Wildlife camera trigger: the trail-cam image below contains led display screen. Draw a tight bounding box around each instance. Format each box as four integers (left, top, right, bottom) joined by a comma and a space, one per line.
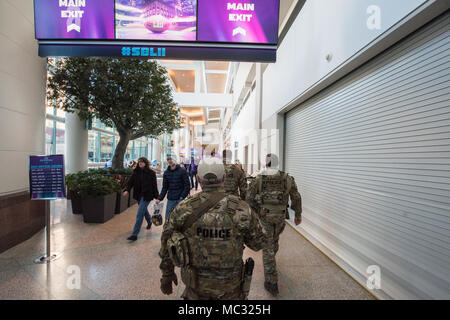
197, 0, 279, 44
34, 0, 115, 39
34, 0, 280, 45
115, 0, 197, 41
39, 43, 277, 62
29, 155, 66, 200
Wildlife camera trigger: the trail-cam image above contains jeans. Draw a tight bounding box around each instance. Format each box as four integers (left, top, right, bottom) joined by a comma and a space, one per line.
165, 199, 182, 220
132, 196, 151, 236
189, 172, 198, 190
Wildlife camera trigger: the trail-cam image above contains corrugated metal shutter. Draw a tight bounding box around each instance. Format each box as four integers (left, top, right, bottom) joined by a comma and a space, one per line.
285, 12, 450, 299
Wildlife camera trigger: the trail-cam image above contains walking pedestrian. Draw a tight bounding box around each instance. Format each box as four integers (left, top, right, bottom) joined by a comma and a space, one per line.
123, 157, 159, 241
155, 154, 190, 220
188, 156, 199, 191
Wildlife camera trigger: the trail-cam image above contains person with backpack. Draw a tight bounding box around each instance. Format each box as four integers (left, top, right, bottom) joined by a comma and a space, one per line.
222, 150, 247, 200
159, 157, 268, 300
246, 153, 302, 296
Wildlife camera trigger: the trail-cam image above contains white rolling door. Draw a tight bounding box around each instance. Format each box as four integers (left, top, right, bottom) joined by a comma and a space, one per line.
285, 12, 450, 299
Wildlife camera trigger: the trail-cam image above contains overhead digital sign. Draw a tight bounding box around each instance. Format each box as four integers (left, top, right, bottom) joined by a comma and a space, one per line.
34, 0, 115, 39
197, 0, 279, 44
39, 44, 277, 62
115, 0, 197, 41
34, 0, 280, 62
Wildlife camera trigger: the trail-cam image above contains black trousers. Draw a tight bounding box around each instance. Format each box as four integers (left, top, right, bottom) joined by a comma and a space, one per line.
189, 171, 198, 190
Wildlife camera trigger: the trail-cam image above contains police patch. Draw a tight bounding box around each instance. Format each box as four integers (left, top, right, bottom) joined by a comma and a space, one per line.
197, 227, 231, 240
263, 180, 282, 186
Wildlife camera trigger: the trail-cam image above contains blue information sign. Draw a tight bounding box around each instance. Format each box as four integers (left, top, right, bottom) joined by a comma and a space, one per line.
29, 155, 66, 200
38, 44, 277, 62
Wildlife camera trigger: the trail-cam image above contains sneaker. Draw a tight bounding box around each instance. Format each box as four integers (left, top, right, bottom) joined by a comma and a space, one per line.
127, 235, 137, 241
264, 281, 279, 296
146, 224, 152, 230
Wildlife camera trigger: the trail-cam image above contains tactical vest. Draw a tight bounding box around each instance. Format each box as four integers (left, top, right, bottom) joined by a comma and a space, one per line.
223, 164, 240, 196
188, 195, 242, 272
167, 194, 244, 280
256, 171, 291, 212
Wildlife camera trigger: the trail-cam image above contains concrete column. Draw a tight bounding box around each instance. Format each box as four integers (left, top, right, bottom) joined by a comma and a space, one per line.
152, 139, 158, 162
0, 0, 48, 253
65, 112, 88, 173
255, 63, 263, 171
150, 139, 154, 161
174, 129, 180, 159
0, 1, 47, 195
185, 117, 190, 160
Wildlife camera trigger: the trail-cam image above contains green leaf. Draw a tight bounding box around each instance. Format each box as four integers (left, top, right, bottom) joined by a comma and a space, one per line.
48, 58, 181, 169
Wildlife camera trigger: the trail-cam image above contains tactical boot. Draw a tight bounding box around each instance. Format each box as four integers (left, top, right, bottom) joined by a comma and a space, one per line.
264, 281, 279, 296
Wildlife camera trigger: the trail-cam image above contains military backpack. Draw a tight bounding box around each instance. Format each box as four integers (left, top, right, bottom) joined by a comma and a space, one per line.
255, 171, 292, 221
223, 164, 241, 195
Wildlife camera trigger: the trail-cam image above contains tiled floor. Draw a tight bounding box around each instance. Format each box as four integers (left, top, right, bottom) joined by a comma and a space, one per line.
0, 188, 374, 300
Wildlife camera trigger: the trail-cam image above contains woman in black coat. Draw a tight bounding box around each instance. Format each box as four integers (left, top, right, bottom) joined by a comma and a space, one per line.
123, 157, 159, 241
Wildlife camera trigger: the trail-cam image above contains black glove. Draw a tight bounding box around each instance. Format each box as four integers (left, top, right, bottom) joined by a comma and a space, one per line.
160, 273, 178, 295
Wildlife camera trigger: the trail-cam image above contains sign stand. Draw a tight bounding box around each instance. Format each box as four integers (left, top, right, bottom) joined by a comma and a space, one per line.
29, 154, 65, 264
34, 200, 61, 264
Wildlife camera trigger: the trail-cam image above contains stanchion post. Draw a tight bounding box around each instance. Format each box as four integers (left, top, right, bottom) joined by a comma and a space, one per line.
46, 199, 50, 257
34, 199, 61, 264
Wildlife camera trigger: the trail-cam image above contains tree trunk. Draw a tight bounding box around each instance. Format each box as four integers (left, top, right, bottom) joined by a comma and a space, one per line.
112, 132, 130, 170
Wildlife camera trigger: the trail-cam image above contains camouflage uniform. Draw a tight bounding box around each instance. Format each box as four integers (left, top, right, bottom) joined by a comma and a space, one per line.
159, 185, 267, 300
223, 161, 248, 200
247, 169, 302, 285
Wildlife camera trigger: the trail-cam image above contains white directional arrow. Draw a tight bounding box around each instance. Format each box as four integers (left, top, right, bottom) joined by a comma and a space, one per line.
67, 24, 81, 32
232, 27, 246, 36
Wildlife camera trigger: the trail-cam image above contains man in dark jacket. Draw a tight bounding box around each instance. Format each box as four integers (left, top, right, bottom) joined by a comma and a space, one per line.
155, 154, 190, 220
123, 157, 159, 241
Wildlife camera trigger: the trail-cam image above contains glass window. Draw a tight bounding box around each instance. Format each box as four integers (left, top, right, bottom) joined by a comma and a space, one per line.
100, 134, 113, 162
56, 107, 65, 118
46, 106, 55, 115
144, 141, 149, 159
88, 131, 98, 162
45, 119, 54, 155
125, 139, 133, 162
133, 141, 139, 159
132, 141, 137, 160
93, 118, 101, 128
142, 141, 148, 158
55, 121, 65, 155
135, 140, 144, 158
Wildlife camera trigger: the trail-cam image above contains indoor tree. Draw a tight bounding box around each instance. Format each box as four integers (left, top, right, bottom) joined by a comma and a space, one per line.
47, 58, 180, 169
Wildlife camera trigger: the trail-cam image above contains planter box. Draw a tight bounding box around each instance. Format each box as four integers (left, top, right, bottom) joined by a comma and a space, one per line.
128, 188, 138, 207
82, 192, 117, 223
69, 190, 82, 214
115, 192, 128, 214
66, 186, 71, 200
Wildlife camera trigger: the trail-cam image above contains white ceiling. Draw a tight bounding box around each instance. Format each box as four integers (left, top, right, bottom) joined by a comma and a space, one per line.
159, 0, 297, 126
160, 60, 230, 126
